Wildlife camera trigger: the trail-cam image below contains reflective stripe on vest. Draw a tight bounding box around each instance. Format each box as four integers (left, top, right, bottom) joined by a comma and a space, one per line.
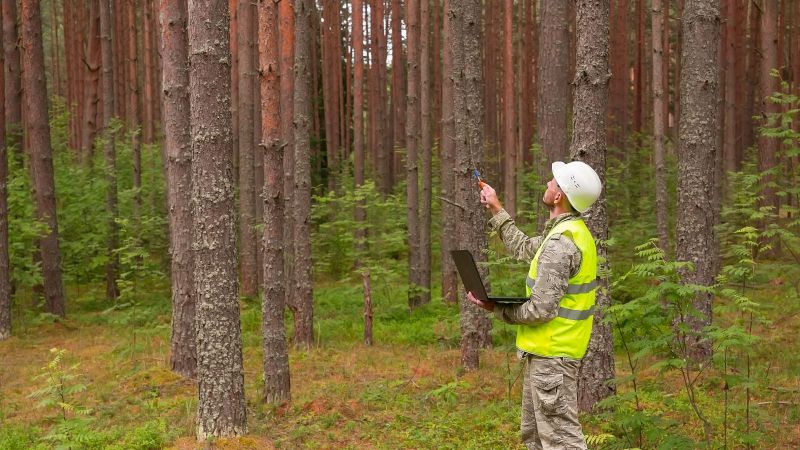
516, 218, 598, 359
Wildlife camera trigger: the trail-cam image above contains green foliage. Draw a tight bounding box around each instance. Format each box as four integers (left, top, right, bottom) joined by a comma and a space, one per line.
28, 348, 90, 421
312, 178, 407, 289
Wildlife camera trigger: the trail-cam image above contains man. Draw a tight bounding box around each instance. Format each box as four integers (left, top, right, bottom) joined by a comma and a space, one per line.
467, 161, 602, 450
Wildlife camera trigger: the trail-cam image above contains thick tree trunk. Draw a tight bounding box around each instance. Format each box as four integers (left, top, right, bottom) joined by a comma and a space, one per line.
419, 0, 431, 305
406, 0, 422, 308
230, 0, 239, 186
237, 0, 257, 296
502, 0, 515, 217
439, 0, 457, 305
608, 0, 628, 152
81, 0, 101, 162
258, 0, 290, 403
0, 26, 9, 340
758, 0, 779, 233
161, 0, 195, 379
653, 0, 669, 251
570, 0, 615, 413
537, 0, 570, 227
452, 0, 492, 371
3, 0, 23, 162
253, 5, 264, 290
21, 0, 67, 317
676, 0, 720, 362
188, 0, 247, 438
100, 0, 119, 301
279, 0, 296, 315
292, 0, 314, 349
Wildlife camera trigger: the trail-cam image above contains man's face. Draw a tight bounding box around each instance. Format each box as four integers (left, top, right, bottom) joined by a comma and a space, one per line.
542, 177, 562, 208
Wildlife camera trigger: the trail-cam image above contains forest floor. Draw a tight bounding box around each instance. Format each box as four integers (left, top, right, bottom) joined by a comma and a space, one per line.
1, 269, 799, 449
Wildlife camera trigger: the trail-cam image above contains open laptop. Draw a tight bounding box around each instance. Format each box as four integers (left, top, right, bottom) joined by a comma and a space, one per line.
451, 250, 528, 304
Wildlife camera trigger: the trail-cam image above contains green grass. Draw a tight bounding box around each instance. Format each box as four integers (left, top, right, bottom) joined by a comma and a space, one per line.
1, 258, 799, 449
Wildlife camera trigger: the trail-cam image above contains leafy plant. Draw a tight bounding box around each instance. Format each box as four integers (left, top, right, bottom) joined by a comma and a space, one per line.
28, 348, 89, 421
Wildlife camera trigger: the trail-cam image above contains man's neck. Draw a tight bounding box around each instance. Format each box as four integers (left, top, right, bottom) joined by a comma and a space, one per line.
548, 205, 572, 219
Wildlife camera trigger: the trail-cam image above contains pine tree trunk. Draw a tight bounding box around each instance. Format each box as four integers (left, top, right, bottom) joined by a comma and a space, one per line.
258, 0, 290, 403
253, 6, 264, 290
0, 30, 10, 340
439, 0, 457, 305
373, 0, 391, 195
570, 0, 615, 413
292, 0, 315, 349
419, 0, 432, 305
100, 0, 119, 301
230, 0, 239, 186
522, 0, 536, 167
406, 0, 422, 308
126, 0, 141, 215
321, 0, 339, 189
634, 0, 644, 134
161, 0, 195, 379
113, 0, 125, 117
391, 0, 405, 187
676, 0, 720, 362
81, 0, 101, 163
759, 0, 779, 234
653, 0, 669, 252
453, 0, 492, 371
21, 0, 67, 317
3, 0, 23, 162
354, 0, 366, 266
502, 0, 515, 217
237, 0, 258, 296
48, 0, 62, 98
188, 0, 248, 437
537, 0, 570, 227
142, 0, 155, 144
608, 0, 628, 152
279, 0, 296, 316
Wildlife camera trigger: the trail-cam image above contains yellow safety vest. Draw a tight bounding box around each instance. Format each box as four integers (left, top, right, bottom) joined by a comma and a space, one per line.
516, 218, 597, 359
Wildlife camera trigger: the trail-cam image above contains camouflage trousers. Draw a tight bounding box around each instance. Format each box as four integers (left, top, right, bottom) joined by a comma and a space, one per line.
520, 353, 587, 450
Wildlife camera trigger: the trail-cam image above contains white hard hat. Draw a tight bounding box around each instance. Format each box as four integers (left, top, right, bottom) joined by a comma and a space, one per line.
551, 161, 602, 213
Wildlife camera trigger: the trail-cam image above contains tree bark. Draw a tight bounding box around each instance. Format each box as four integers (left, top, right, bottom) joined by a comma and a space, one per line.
253, 5, 264, 290
321, 0, 339, 189
406, 0, 422, 308
237, 0, 257, 296
161, 0, 195, 379
81, 0, 101, 163
439, 0, 457, 305
391, 0, 405, 187
188, 0, 248, 438
759, 0, 779, 230
452, 0, 492, 371
230, 0, 239, 186
126, 0, 141, 215
363, 269, 373, 345
21, 0, 67, 317
354, 0, 366, 267
0, 22, 9, 340
570, 0, 615, 413
537, 0, 570, 227
292, 0, 314, 349
676, 0, 720, 362
3, 0, 23, 162
258, 0, 290, 403
142, 0, 155, 144
419, 0, 432, 305
653, 0, 669, 251
100, 0, 119, 301
502, 0, 515, 217
608, 0, 628, 152
634, 0, 644, 134
279, 0, 296, 315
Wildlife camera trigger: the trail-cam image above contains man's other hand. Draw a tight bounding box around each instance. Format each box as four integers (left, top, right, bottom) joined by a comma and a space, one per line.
479, 184, 502, 215
466, 291, 495, 312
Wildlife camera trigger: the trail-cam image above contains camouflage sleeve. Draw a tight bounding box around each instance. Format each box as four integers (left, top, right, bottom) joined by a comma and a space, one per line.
488, 209, 544, 262
493, 234, 581, 325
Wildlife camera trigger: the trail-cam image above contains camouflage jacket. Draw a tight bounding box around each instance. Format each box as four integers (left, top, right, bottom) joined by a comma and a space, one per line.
488, 210, 583, 325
